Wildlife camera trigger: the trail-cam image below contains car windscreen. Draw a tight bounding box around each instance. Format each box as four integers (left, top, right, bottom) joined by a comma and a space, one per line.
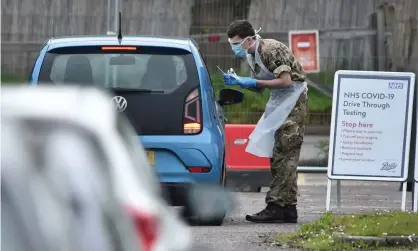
38, 45, 197, 93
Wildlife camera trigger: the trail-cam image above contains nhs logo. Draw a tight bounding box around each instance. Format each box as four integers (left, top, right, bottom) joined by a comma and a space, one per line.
388, 82, 404, 89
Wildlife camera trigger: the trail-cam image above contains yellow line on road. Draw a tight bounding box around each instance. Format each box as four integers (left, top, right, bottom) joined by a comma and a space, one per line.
298, 173, 306, 185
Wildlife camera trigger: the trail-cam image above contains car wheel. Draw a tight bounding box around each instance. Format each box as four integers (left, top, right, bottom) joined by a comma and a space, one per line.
199, 213, 225, 226
181, 154, 227, 226
181, 206, 225, 226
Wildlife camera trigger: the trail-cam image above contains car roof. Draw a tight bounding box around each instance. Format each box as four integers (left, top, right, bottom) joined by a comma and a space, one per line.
1, 86, 117, 132
46, 35, 197, 48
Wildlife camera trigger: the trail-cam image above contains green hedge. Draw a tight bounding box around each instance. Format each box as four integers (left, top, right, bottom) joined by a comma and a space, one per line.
1, 73, 26, 83
211, 73, 333, 124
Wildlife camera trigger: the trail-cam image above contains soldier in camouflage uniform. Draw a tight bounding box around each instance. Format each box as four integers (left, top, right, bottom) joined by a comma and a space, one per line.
223, 20, 308, 223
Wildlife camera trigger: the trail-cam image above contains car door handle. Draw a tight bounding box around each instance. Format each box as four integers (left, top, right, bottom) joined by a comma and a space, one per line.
234, 138, 248, 145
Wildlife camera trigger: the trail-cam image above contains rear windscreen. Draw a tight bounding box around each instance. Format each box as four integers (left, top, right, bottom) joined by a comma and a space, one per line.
38, 46, 201, 136
38, 46, 198, 93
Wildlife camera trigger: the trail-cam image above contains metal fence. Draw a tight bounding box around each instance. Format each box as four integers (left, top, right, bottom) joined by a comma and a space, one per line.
4, 0, 414, 75
2, 0, 417, 126
192, 28, 378, 75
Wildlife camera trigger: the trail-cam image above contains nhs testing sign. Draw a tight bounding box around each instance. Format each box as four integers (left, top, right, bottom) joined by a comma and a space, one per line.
328, 70, 416, 182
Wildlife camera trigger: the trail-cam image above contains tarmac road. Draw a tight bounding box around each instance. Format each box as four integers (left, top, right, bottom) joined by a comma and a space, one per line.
191, 176, 415, 251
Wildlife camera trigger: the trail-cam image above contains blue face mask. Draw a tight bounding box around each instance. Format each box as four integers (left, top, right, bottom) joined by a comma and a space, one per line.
229, 28, 263, 58
231, 44, 247, 58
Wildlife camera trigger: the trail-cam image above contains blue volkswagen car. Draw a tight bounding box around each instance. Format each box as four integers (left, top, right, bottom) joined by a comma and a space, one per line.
29, 34, 244, 225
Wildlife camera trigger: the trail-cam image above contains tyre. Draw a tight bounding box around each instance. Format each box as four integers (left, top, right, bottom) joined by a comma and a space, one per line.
181, 206, 225, 226
199, 212, 225, 226
181, 155, 227, 226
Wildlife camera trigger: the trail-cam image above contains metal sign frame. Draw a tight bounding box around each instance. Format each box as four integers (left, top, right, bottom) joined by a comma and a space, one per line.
414, 85, 418, 212
326, 70, 416, 212
414, 180, 417, 212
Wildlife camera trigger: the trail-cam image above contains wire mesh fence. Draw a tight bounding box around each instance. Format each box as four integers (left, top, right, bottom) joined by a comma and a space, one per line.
2, 0, 413, 76
2, 0, 417, 127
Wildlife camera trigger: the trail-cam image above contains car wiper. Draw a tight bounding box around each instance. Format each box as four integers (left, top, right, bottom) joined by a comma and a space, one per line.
110, 88, 165, 93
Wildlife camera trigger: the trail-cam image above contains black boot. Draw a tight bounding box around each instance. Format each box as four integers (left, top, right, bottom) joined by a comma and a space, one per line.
245, 203, 298, 223
283, 205, 298, 223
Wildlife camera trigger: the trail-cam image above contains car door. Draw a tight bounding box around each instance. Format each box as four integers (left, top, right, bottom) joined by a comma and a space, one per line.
196, 50, 226, 131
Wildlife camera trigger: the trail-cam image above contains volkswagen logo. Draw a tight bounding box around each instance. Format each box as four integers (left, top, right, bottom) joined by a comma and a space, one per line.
111, 96, 127, 112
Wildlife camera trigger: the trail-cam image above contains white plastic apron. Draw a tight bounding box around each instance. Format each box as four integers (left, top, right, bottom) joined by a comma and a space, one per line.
245, 39, 307, 158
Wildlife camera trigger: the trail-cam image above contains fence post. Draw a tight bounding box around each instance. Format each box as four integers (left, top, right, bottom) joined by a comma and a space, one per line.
376, 5, 386, 71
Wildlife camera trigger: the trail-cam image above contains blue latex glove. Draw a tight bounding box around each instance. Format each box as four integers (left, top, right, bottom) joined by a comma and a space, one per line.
237, 76, 257, 88
223, 73, 239, 86
223, 74, 257, 88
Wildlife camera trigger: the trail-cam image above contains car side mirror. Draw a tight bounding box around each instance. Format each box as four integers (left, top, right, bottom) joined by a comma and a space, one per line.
218, 88, 244, 106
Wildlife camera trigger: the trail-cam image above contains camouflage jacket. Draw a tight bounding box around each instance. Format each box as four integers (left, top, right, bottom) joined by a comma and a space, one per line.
250, 39, 306, 82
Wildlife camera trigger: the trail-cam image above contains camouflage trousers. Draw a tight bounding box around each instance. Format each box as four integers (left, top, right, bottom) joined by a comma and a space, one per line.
265, 89, 308, 207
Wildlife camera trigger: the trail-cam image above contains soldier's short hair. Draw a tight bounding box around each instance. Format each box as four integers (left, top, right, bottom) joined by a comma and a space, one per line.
227, 20, 255, 39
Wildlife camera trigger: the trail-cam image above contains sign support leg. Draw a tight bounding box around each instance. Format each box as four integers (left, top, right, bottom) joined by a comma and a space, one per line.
336, 180, 341, 210
401, 181, 407, 211
326, 178, 332, 212
413, 182, 417, 212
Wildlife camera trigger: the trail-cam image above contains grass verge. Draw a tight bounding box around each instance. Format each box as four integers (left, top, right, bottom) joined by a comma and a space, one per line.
274, 211, 418, 250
